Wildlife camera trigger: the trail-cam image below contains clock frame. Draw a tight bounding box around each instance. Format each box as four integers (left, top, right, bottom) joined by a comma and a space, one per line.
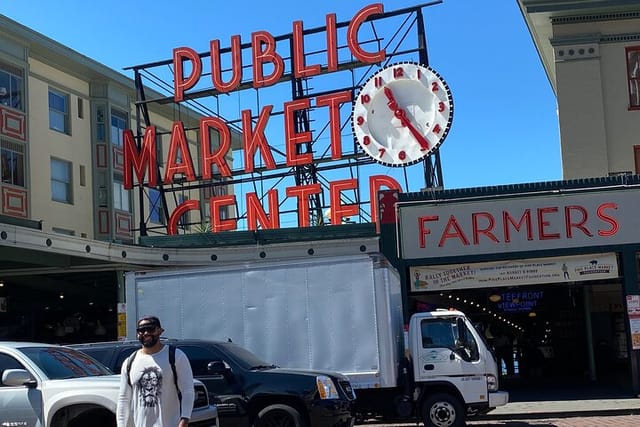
352, 62, 453, 167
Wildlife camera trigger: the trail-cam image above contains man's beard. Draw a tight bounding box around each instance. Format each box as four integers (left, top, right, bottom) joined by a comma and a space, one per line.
139, 334, 159, 348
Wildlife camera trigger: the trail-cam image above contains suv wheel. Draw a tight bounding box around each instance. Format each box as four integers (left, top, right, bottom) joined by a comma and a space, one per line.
254, 404, 304, 427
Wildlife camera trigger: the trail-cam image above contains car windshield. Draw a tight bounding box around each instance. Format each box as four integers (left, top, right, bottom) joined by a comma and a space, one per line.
20, 346, 112, 379
217, 342, 274, 370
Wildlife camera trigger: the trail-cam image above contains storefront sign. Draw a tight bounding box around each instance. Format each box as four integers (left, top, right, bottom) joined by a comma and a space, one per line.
399, 189, 640, 259
409, 253, 619, 291
627, 295, 640, 350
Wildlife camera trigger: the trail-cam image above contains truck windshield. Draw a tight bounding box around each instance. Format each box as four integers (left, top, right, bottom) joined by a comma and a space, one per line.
20, 346, 112, 379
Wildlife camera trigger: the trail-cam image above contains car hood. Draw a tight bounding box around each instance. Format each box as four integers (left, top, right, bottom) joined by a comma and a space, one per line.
263, 367, 349, 381
43, 374, 122, 390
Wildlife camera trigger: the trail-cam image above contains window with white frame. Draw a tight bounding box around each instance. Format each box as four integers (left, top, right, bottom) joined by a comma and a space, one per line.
110, 109, 128, 147
51, 158, 72, 203
49, 88, 69, 133
113, 180, 130, 212
149, 188, 164, 224
0, 62, 23, 111
627, 46, 640, 110
1, 139, 25, 187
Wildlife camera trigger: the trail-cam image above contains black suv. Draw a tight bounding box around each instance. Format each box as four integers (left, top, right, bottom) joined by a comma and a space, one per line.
70, 339, 355, 427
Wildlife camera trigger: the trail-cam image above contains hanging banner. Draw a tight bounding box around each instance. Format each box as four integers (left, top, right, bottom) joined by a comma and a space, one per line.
627, 295, 640, 350
410, 253, 618, 292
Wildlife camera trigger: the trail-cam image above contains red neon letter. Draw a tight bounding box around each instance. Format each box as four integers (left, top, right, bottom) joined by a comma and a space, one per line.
564, 205, 592, 238
326, 13, 338, 72
597, 202, 619, 237
246, 189, 280, 231
252, 31, 284, 88
286, 184, 322, 228
418, 216, 439, 248
315, 90, 352, 160
438, 215, 470, 247
347, 4, 386, 64
210, 194, 237, 232
284, 98, 313, 166
200, 117, 232, 178
537, 207, 560, 240
369, 175, 402, 224
173, 47, 202, 102
123, 127, 157, 189
210, 36, 242, 93
472, 212, 499, 244
292, 21, 321, 78
329, 179, 358, 225
503, 210, 533, 243
164, 122, 196, 184
167, 200, 199, 235
242, 106, 276, 172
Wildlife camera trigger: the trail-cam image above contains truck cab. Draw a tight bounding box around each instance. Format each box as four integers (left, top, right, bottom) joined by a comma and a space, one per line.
408, 310, 508, 427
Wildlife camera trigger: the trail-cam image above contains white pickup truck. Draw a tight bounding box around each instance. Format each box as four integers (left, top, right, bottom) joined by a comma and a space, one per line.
0, 341, 218, 427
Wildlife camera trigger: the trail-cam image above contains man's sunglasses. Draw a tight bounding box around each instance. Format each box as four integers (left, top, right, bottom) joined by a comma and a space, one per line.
136, 325, 157, 334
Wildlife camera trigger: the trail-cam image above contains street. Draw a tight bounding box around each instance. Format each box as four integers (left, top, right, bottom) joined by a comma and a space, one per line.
363, 414, 640, 427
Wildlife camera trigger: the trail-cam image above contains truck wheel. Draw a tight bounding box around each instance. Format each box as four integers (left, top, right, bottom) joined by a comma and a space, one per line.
254, 404, 305, 427
421, 393, 464, 427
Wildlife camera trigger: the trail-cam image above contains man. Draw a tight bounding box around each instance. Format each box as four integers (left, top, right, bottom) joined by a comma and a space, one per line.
117, 316, 195, 427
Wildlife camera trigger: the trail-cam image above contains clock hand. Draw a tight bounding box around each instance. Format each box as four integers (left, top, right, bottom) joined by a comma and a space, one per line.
394, 109, 430, 151
383, 87, 429, 151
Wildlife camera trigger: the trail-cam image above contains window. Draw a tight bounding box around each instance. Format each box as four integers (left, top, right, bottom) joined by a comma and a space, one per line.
421, 319, 456, 349
49, 88, 69, 133
51, 158, 72, 203
113, 180, 130, 212
0, 62, 23, 111
627, 46, 640, 109
635, 146, 640, 174
149, 188, 164, 224
1, 139, 25, 187
111, 109, 128, 147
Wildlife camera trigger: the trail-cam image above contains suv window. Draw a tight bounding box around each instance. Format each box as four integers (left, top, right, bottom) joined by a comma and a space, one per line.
178, 345, 224, 376
0, 353, 26, 386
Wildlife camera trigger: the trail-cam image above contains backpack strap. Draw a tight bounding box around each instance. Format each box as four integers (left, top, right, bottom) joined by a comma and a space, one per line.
169, 344, 182, 412
126, 349, 138, 387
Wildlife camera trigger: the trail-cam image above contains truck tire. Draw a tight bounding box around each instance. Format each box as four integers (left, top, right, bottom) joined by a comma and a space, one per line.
421, 393, 464, 427
254, 404, 305, 427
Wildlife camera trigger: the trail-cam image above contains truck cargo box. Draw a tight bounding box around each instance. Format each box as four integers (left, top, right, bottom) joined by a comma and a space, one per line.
125, 254, 403, 389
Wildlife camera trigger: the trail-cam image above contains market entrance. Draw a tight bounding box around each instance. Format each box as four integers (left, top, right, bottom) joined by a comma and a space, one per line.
411, 280, 632, 399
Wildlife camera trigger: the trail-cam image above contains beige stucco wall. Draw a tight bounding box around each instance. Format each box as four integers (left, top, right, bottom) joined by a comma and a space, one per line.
28, 58, 94, 237
552, 15, 640, 179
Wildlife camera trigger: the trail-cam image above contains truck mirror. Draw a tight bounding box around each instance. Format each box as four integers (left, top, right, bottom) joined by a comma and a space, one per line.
207, 361, 228, 375
456, 317, 467, 343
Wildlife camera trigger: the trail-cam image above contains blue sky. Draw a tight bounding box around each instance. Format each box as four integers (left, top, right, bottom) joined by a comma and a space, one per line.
2, 0, 562, 226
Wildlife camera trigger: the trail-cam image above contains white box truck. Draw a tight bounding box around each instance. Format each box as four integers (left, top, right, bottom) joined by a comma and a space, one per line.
125, 253, 508, 427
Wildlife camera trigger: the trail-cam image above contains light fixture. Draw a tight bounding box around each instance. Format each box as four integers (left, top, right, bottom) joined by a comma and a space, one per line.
489, 294, 501, 302
528, 312, 537, 317
59, 293, 64, 299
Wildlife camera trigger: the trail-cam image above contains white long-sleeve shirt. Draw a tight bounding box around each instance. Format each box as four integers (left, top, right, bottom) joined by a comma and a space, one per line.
117, 345, 195, 427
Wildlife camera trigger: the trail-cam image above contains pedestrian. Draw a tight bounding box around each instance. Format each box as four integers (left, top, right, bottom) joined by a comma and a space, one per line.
117, 315, 195, 427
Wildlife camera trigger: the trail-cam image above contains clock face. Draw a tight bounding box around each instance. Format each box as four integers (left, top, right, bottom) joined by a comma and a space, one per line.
352, 62, 453, 167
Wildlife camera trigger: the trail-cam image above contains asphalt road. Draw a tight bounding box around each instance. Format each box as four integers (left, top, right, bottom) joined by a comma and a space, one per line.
365, 415, 640, 426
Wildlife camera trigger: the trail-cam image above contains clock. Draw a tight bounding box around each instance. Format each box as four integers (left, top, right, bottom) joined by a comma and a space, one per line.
352, 62, 453, 167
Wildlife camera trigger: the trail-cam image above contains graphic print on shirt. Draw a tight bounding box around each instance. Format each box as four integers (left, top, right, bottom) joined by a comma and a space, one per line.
138, 366, 163, 407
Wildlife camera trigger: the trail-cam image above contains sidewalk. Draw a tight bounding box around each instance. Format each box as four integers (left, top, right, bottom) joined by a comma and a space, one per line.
481, 396, 640, 420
